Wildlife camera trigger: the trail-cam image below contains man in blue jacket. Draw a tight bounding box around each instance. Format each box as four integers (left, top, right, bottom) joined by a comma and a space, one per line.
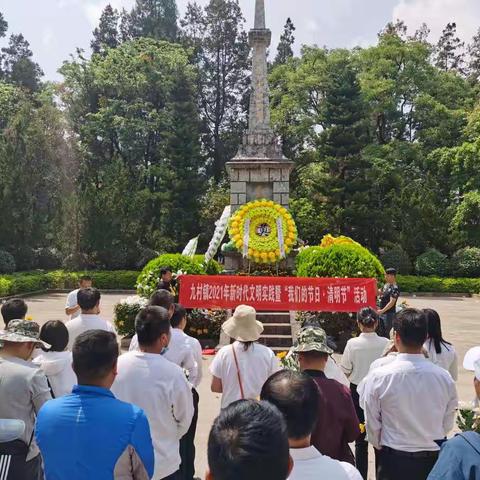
36, 330, 154, 479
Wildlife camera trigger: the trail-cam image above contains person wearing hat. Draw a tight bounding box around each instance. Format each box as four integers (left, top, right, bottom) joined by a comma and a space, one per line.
292, 326, 361, 465
463, 346, 480, 406
210, 305, 280, 409
0, 320, 52, 479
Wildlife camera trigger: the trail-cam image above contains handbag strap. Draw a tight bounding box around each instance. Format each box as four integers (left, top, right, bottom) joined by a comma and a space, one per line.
232, 344, 245, 399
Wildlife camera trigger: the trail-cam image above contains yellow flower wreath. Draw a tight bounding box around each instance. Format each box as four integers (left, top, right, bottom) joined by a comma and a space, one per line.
228, 199, 298, 264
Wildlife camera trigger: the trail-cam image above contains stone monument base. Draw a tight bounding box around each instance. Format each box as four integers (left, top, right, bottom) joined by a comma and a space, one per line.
223, 251, 297, 274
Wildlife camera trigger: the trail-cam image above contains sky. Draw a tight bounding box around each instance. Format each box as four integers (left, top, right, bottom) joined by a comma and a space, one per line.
1, 0, 480, 81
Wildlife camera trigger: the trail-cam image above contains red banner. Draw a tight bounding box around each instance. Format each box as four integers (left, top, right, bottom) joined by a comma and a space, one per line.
179, 275, 377, 312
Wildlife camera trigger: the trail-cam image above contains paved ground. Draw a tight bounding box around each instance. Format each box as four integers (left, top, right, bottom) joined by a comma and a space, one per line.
17, 292, 480, 478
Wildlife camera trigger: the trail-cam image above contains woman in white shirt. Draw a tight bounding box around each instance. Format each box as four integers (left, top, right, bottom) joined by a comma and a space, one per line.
210, 305, 280, 409
340, 307, 389, 480
33, 321, 77, 397
423, 309, 458, 381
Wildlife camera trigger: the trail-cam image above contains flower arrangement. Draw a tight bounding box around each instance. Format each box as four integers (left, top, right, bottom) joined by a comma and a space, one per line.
457, 402, 480, 433
319, 234, 361, 249
114, 295, 148, 337
185, 308, 228, 340
228, 199, 298, 264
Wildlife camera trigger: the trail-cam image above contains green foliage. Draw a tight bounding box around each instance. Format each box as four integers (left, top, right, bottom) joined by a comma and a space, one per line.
136, 253, 222, 297
415, 249, 449, 276
185, 309, 227, 342
289, 197, 328, 245
0, 250, 16, 274
34, 248, 62, 270
380, 246, 413, 275
397, 275, 480, 294
114, 296, 148, 337
451, 191, 480, 247
450, 247, 480, 277
296, 244, 385, 279
274, 18, 296, 66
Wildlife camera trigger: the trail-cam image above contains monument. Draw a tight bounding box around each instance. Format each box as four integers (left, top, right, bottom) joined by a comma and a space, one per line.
226, 0, 294, 214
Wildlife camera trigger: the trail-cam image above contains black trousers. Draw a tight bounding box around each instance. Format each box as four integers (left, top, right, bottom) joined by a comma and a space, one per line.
179, 388, 199, 480
0, 441, 42, 480
350, 384, 368, 480
377, 447, 438, 480
379, 312, 395, 338
161, 471, 181, 480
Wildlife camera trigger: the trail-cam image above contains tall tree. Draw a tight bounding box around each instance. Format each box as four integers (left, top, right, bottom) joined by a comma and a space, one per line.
181, 0, 250, 181
274, 18, 295, 66
0, 12, 7, 39
468, 28, 480, 81
129, 0, 178, 42
1, 34, 43, 91
91, 4, 120, 55
435, 22, 465, 72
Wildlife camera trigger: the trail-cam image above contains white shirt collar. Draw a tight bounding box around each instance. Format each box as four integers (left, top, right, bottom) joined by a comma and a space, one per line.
289, 446, 322, 461
359, 332, 378, 337
396, 353, 427, 362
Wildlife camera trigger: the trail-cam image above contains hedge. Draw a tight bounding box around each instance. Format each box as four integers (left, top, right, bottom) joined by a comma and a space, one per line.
398, 275, 480, 294
0, 270, 139, 297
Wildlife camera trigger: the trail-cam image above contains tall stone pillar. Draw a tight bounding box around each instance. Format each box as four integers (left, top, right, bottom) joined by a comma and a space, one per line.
226, 0, 294, 213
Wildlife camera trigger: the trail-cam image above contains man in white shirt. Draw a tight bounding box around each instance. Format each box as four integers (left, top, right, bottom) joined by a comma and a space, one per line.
261, 370, 362, 480
112, 305, 194, 480
66, 288, 116, 350
361, 308, 458, 480
65, 275, 92, 320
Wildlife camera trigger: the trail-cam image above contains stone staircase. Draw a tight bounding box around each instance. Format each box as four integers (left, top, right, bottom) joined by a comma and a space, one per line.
256, 312, 293, 352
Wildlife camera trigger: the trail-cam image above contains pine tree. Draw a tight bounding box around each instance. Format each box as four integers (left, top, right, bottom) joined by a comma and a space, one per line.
129, 0, 178, 42
468, 28, 480, 81
435, 22, 465, 72
1, 34, 43, 90
91, 4, 120, 55
0, 12, 7, 39
380, 19, 407, 39
274, 18, 295, 66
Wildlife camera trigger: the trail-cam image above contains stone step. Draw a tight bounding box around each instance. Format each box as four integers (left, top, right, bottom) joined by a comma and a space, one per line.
258, 334, 293, 349
262, 323, 292, 336
257, 312, 291, 324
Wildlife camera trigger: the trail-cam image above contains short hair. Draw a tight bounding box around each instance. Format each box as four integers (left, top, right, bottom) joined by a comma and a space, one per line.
79, 275, 92, 283
135, 306, 170, 346
261, 370, 319, 440
40, 321, 69, 352
393, 308, 427, 348
385, 268, 397, 276
160, 267, 172, 276
72, 330, 118, 383
357, 307, 379, 327
1, 298, 28, 325
77, 288, 101, 311
299, 350, 329, 361
208, 400, 289, 480
171, 304, 186, 328
149, 289, 174, 310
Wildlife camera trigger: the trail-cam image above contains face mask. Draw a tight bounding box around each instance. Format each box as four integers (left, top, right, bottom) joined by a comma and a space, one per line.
160, 346, 169, 356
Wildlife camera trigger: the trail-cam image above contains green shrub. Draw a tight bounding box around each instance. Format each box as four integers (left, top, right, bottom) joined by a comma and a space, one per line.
12, 247, 35, 271
380, 246, 413, 275
397, 275, 480, 294
114, 296, 148, 337
0, 250, 16, 274
34, 248, 62, 270
136, 254, 223, 298
450, 247, 480, 277
415, 249, 449, 277
296, 244, 385, 279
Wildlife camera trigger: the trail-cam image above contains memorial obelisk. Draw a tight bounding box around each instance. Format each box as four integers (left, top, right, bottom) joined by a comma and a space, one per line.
226, 0, 294, 213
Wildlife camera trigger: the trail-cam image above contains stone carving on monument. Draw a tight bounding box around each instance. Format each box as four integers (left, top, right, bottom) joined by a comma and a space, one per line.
226, 0, 294, 214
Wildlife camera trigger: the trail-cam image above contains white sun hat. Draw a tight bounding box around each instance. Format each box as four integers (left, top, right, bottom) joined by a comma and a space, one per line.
222, 305, 264, 342
463, 346, 480, 374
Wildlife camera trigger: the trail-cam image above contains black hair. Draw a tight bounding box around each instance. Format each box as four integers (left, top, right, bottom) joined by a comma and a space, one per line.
79, 275, 92, 283
260, 370, 319, 440
171, 304, 186, 328
208, 399, 289, 480
357, 307, 379, 327
135, 305, 171, 346
149, 289, 174, 311
1, 298, 28, 326
40, 321, 69, 352
160, 267, 172, 276
385, 268, 397, 276
77, 288, 101, 311
299, 350, 329, 361
424, 308, 451, 354
157, 281, 171, 291
72, 330, 118, 384
393, 308, 428, 349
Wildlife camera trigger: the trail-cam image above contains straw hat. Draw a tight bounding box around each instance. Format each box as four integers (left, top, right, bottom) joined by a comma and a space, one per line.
222, 305, 264, 342
0, 320, 51, 349
464, 347, 480, 379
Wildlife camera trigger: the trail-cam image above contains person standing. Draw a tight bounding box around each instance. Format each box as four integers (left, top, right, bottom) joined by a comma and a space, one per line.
36, 330, 154, 479
340, 308, 389, 479
293, 326, 360, 464
157, 267, 177, 295
0, 320, 52, 479
261, 370, 362, 480
1, 298, 28, 327
66, 288, 116, 350
210, 305, 280, 409
362, 308, 458, 480
33, 321, 77, 397
423, 309, 458, 381
377, 268, 400, 338
112, 306, 194, 480
65, 275, 92, 320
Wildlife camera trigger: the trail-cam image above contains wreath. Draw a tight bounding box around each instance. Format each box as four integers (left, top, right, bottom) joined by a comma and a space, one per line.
228, 199, 297, 264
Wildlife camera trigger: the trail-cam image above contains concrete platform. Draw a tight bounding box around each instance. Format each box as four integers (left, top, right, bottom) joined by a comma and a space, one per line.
13, 292, 480, 478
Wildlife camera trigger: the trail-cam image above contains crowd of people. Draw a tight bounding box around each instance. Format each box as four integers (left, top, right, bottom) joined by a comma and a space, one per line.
0, 270, 479, 480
